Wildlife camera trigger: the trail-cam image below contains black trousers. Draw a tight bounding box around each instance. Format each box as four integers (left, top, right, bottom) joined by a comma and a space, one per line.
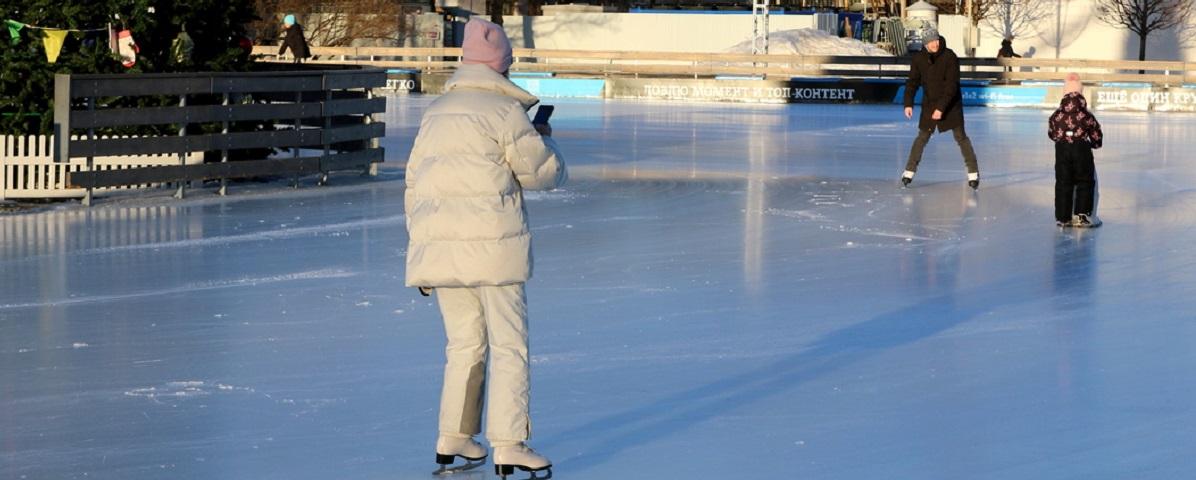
905, 125, 980, 174
1055, 141, 1096, 222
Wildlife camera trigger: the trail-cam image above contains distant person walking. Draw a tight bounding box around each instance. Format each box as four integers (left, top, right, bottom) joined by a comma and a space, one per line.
901, 29, 981, 190
997, 37, 1022, 59
1049, 73, 1103, 228
998, 37, 1021, 78
278, 14, 309, 63
405, 17, 565, 480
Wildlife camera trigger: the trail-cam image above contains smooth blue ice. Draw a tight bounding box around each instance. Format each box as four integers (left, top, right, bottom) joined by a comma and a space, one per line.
2, 97, 1195, 480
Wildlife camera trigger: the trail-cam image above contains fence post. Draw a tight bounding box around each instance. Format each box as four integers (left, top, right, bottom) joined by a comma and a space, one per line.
53, 74, 71, 165
1, 135, 7, 201
83, 97, 95, 206
220, 92, 230, 196
174, 94, 187, 199
292, 90, 302, 188
320, 80, 332, 186
366, 87, 379, 177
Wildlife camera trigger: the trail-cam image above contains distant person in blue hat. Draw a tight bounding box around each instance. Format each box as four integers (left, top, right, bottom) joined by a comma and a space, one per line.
278, 14, 310, 63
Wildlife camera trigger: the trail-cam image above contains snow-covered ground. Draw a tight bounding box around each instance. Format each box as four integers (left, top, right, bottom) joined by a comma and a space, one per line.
726, 28, 893, 56
2, 96, 1195, 479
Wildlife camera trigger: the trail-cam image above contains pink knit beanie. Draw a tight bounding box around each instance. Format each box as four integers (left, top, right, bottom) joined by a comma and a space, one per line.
462, 18, 513, 74
1064, 73, 1082, 94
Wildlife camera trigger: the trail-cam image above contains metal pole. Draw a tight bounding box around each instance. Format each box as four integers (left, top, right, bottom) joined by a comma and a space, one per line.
965, 0, 973, 57
752, 0, 769, 56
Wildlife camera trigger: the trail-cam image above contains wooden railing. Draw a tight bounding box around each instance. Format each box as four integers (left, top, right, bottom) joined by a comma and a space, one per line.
53, 67, 386, 205
254, 46, 1196, 85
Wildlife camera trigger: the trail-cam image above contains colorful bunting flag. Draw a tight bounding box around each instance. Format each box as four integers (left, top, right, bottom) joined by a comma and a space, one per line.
5, 19, 124, 64
5, 19, 22, 45
43, 29, 68, 63
171, 30, 194, 63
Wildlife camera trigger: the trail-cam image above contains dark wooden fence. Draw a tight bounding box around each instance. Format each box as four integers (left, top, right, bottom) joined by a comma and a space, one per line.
53, 67, 387, 205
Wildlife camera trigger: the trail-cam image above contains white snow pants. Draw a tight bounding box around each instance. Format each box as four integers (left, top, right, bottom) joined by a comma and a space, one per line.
435, 284, 531, 446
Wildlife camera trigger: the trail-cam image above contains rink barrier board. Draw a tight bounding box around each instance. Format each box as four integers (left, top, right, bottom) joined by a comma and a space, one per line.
399, 72, 1196, 111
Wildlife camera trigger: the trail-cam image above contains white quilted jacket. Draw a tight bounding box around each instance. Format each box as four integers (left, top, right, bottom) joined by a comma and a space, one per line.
404, 64, 566, 287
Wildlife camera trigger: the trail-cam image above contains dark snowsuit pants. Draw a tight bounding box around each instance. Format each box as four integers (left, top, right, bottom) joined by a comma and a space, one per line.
905, 125, 980, 175
1055, 141, 1096, 223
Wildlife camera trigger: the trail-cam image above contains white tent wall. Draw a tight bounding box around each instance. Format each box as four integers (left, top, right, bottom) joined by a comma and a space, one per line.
936, 14, 971, 56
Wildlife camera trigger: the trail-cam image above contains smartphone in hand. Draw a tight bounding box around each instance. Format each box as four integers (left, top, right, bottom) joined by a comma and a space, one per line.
532, 105, 554, 125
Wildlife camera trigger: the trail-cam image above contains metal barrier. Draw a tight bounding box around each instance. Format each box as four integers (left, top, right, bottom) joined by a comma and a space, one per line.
53, 67, 387, 205
254, 46, 1196, 85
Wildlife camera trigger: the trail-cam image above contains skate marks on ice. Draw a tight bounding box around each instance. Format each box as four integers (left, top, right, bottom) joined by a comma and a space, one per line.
752, 179, 977, 248
0, 212, 406, 267
525, 175, 1169, 477
542, 272, 1055, 474
0, 268, 357, 311
531, 178, 1041, 474
122, 380, 346, 416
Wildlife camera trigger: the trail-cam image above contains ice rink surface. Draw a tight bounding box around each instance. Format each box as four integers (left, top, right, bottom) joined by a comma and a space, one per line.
3, 96, 1195, 479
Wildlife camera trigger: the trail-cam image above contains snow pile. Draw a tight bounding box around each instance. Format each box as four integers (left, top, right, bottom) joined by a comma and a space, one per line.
726, 28, 892, 57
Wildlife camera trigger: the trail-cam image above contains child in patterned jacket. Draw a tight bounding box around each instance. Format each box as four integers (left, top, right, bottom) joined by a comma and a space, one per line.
1049, 73, 1104, 228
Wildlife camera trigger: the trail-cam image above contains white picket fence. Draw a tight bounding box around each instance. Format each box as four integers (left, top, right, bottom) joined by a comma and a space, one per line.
1, 135, 203, 200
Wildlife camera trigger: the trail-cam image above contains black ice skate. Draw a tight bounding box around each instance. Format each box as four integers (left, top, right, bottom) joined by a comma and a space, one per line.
901, 170, 914, 188
433, 436, 487, 476
968, 173, 979, 190
494, 444, 552, 480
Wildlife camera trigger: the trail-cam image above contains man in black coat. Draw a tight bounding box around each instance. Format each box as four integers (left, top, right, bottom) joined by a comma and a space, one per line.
279, 14, 310, 63
901, 29, 980, 189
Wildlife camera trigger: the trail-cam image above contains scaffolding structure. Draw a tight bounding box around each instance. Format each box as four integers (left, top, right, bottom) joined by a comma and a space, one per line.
751, 0, 768, 54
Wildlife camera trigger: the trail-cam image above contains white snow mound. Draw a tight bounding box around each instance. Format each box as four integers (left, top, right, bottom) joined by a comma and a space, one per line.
727, 28, 892, 56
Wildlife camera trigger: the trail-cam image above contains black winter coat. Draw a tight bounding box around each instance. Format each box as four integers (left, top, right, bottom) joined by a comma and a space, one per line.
279, 24, 310, 59
997, 40, 1020, 58
1049, 92, 1103, 149
904, 37, 964, 132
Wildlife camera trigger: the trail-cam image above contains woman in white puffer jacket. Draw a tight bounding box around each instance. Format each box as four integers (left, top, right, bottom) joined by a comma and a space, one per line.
405, 17, 565, 479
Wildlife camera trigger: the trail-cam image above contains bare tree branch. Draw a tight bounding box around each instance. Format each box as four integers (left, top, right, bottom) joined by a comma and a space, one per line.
251, 0, 405, 47
1096, 0, 1193, 60
982, 0, 1051, 40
